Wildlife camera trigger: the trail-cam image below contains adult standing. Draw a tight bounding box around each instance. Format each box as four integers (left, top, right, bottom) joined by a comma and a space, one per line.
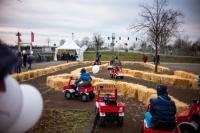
22, 51, 27, 68
66, 52, 70, 63
15, 52, 22, 73
143, 54, 148, 63
27, 54, 33, 70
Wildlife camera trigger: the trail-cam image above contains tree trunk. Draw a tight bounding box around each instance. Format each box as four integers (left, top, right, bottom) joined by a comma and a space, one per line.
155, 36, 158, 73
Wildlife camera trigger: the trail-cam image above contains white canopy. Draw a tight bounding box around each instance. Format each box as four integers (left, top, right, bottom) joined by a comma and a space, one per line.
54, 40, 83, 61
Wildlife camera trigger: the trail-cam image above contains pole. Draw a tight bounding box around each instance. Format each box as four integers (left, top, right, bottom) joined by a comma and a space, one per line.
30, 42, 32, 55
16, 32, 21, 52
72, 33, 74, 41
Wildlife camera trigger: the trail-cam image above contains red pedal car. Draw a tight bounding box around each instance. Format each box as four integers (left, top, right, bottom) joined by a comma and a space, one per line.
63, 77, 95, 102
143, 99, 200, 133
176, 99, 200, 133
95, 87, 125, 127
109, 66, 124, 79
94, 60, 101, 65
107, 63, 114, 70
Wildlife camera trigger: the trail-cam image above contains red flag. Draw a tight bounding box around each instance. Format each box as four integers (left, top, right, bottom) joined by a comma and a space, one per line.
31, 32, 34, 42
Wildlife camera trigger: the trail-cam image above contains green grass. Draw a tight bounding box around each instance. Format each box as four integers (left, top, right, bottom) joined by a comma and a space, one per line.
28, 109, 91, 133
84, 51, 200, 63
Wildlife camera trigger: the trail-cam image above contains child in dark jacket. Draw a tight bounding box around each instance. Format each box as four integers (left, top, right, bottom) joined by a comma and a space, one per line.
145, 84, 176, 130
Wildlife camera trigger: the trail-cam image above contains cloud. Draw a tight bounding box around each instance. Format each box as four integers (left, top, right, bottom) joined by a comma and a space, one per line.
0, 0, 200, 45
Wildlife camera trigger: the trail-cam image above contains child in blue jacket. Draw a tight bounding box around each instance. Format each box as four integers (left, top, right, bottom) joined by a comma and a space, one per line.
75, 68, 92, 91
145, 84, 176, 130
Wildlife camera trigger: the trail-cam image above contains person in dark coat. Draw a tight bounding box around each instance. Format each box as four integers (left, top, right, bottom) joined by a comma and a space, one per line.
66, 52, 70, 63
27, 54, 33, 70
15, 52, 22, 73
145, 84, 176, 130
23, 52, 27, 68
0, 41, 18, 79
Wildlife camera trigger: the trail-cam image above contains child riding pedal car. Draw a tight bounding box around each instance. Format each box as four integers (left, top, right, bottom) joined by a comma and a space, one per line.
145, 84, 176, 130
75, 68, 92, 91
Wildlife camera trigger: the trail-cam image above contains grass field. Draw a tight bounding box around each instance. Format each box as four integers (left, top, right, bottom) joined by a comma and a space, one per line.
84, 51, 200, 63
29, 109, 91, 133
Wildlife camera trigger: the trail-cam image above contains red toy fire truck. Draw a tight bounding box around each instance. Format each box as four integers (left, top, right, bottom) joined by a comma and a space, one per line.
95, 86, 125, 127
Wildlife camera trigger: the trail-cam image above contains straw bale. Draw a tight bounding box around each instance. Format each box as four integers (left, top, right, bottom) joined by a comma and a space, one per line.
173, 78, 192, 88
22, 72, 30, 80
170, 96, 188, 113
53, 78, 68, 91
175, 71, 197, 80
150, 74, 161, 83
133, 71, 143, 79
142, 73, 152, 81
29, 71, 35, 78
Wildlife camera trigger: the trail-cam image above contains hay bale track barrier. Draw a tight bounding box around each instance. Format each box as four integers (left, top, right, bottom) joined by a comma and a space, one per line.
121, 62, 197, 89
46, 63, 188, 113
122, 61, 173, 74
11, 61, 109, 82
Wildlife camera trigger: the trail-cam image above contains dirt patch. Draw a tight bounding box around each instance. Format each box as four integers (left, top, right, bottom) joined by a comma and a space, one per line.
122, 64, 153, 72
23, 64, 95, 133
28, 109, 91, 133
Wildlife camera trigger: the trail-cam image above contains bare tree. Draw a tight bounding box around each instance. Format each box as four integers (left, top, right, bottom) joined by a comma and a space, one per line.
59, 39, 66, 46
81, 37, 91, 47
92, 34, 104, 58
130, 0, 183, 72
74, 39, 81, 47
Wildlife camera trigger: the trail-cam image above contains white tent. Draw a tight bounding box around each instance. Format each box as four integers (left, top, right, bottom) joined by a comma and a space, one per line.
54, 40, 83, 61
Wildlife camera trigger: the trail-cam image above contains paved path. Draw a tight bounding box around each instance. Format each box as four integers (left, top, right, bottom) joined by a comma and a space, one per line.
161, 63, 200, 74
18, 61, 70, 72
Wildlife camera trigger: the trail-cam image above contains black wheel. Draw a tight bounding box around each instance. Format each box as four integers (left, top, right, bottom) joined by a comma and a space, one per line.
179, 124, 196, 133
89, 92, 95, 100
95, 107, 99, 117
117, 117, 124, 127
99, 116, 105, 127
81, 94, 89, 102
65, 91, 72, 100
110, 74, 113, 78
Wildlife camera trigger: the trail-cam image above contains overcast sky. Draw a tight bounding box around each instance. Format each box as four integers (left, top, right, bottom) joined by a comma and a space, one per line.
0, 0, 200, 46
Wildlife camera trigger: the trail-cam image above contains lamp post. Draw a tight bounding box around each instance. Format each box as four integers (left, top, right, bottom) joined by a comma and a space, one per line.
16, 32, 21, 52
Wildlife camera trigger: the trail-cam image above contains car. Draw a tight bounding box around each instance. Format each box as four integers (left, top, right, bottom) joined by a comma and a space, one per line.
63, 77, 95, 102
95, 86, 125, 127
109, 66, 124, 79
142, 99, 200, 133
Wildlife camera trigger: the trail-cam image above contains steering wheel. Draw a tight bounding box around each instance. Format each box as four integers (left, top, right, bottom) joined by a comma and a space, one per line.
104, 94, 112, 104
